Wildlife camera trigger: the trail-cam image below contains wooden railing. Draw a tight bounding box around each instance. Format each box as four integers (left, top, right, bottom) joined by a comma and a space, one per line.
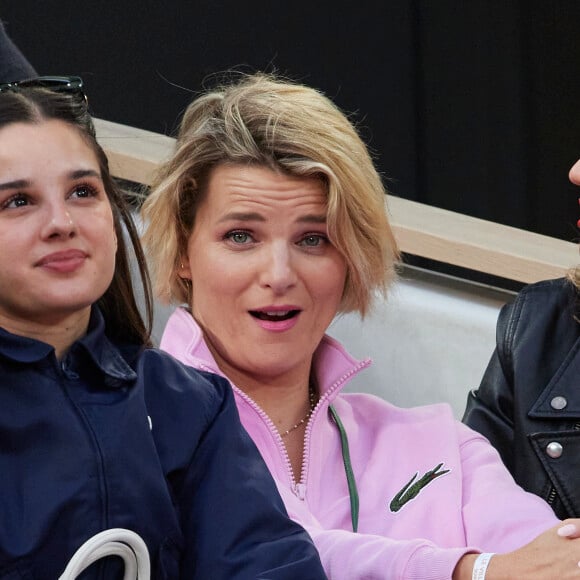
95, 118, 579, 284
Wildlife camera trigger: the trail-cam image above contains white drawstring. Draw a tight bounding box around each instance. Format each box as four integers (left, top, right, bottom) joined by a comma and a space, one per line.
58, 528, 150, 580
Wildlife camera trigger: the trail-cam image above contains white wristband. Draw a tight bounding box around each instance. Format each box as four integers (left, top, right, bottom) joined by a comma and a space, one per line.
472, 552, 494, 580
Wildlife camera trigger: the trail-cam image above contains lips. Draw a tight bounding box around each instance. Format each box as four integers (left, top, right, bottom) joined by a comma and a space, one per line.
250, 309, 300, 321
249, 307, 302, 332
36, 249, 87, 272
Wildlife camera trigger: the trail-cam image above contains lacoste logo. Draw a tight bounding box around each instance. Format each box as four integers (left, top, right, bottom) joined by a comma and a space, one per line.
389, 463, 450, 513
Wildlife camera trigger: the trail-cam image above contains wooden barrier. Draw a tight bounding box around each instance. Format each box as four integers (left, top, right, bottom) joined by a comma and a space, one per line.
95, 118, 579, 284
94, 118, 175, 186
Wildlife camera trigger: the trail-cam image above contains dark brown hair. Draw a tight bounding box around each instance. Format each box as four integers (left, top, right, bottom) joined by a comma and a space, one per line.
0, 88, 153, 346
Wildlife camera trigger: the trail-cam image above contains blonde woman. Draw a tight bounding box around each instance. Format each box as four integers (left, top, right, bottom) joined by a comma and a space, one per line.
143, 73, 580, 579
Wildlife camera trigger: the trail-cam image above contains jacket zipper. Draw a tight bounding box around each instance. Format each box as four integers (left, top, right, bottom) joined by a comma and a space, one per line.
546, 422, 580, 507
300, 361, 370, 495
194, 362, 301, 481
232, 386, 297, 489
228, 360, 371, 498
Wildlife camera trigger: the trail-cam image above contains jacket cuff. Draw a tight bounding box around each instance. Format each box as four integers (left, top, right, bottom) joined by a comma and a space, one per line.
403, 545, 478, 580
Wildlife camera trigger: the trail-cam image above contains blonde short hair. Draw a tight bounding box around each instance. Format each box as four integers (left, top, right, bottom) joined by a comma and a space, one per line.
142, 73, 399, 317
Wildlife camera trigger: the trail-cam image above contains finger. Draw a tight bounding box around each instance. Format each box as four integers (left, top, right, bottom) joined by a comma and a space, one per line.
557, 523, 580, 539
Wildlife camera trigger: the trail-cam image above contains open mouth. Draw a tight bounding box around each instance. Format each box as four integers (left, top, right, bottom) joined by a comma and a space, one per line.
250, 310, 300, 322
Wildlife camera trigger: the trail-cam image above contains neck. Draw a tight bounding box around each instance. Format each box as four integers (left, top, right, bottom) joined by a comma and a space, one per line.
0, 308, 91, 360
279, 383, 317, 437
203, 333, 316, 433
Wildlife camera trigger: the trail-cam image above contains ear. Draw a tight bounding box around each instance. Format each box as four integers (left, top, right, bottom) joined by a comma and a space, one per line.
177, 255, 192, 280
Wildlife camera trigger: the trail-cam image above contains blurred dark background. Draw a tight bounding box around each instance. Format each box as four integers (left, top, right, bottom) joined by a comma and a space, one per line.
3, 1, 580, 242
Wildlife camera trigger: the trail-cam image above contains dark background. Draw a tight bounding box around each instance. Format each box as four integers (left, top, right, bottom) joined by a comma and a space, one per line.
4, 1, 580, 242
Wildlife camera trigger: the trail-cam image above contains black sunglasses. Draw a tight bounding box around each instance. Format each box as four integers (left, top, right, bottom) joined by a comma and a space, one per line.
0, 75, 86, 102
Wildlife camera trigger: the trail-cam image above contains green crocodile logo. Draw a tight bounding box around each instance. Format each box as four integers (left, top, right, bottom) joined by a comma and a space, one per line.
389, 463, 450, 513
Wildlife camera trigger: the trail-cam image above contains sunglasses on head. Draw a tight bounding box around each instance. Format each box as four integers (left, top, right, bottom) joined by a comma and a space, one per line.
0, 75, 86, 102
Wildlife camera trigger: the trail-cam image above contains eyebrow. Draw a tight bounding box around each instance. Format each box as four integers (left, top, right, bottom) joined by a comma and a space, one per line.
0, 169, 102, 191
69, 169, 102, 180
218, 211, 327, 224
0, 179, 30, 191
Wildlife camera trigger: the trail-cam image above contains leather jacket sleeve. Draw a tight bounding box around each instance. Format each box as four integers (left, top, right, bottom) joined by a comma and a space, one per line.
462, 296, 519, 472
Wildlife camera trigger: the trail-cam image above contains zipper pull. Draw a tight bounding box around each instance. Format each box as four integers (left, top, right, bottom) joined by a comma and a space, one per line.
294, 482, 306, 500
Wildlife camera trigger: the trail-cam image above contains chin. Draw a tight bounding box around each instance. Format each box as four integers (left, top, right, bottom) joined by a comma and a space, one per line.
249, 357, 300, 378
38, 295, 98, 317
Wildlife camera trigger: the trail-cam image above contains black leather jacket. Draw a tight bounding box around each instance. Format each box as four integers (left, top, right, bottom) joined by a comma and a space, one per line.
463, 277, 580, 520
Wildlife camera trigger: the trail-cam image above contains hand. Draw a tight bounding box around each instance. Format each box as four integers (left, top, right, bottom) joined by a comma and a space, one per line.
453, 519, 580, 580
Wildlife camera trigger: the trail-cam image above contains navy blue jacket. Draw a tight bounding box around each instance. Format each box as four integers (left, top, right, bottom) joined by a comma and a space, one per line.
0, 308, 325, 579
463, 278, 580, 520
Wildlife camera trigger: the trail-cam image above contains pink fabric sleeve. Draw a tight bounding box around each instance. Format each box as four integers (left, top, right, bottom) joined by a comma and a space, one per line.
458, 422, 559, 551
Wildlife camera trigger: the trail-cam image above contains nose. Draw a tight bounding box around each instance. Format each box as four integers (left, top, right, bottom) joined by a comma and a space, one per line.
42, 200, 77, 239
259, 243, 297, 294
569, 159, 580, 186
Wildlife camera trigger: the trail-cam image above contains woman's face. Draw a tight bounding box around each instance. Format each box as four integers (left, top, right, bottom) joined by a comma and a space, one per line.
0, 120, 117, 331
181, 164, 347, 387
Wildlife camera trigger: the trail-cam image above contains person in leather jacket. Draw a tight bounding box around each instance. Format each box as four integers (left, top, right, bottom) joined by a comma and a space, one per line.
463, 159, 580, 520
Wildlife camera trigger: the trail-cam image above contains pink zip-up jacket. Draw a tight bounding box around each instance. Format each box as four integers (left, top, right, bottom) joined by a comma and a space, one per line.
161, 307, 559, 579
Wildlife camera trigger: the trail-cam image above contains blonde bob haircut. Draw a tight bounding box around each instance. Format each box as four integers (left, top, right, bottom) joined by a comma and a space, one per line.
142, 73, 399, 317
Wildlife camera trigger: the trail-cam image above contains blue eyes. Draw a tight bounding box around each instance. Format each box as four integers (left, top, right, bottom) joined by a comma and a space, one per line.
229, 231, 251, 244
225, 231, 327, 248
300, 235, 324, 247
